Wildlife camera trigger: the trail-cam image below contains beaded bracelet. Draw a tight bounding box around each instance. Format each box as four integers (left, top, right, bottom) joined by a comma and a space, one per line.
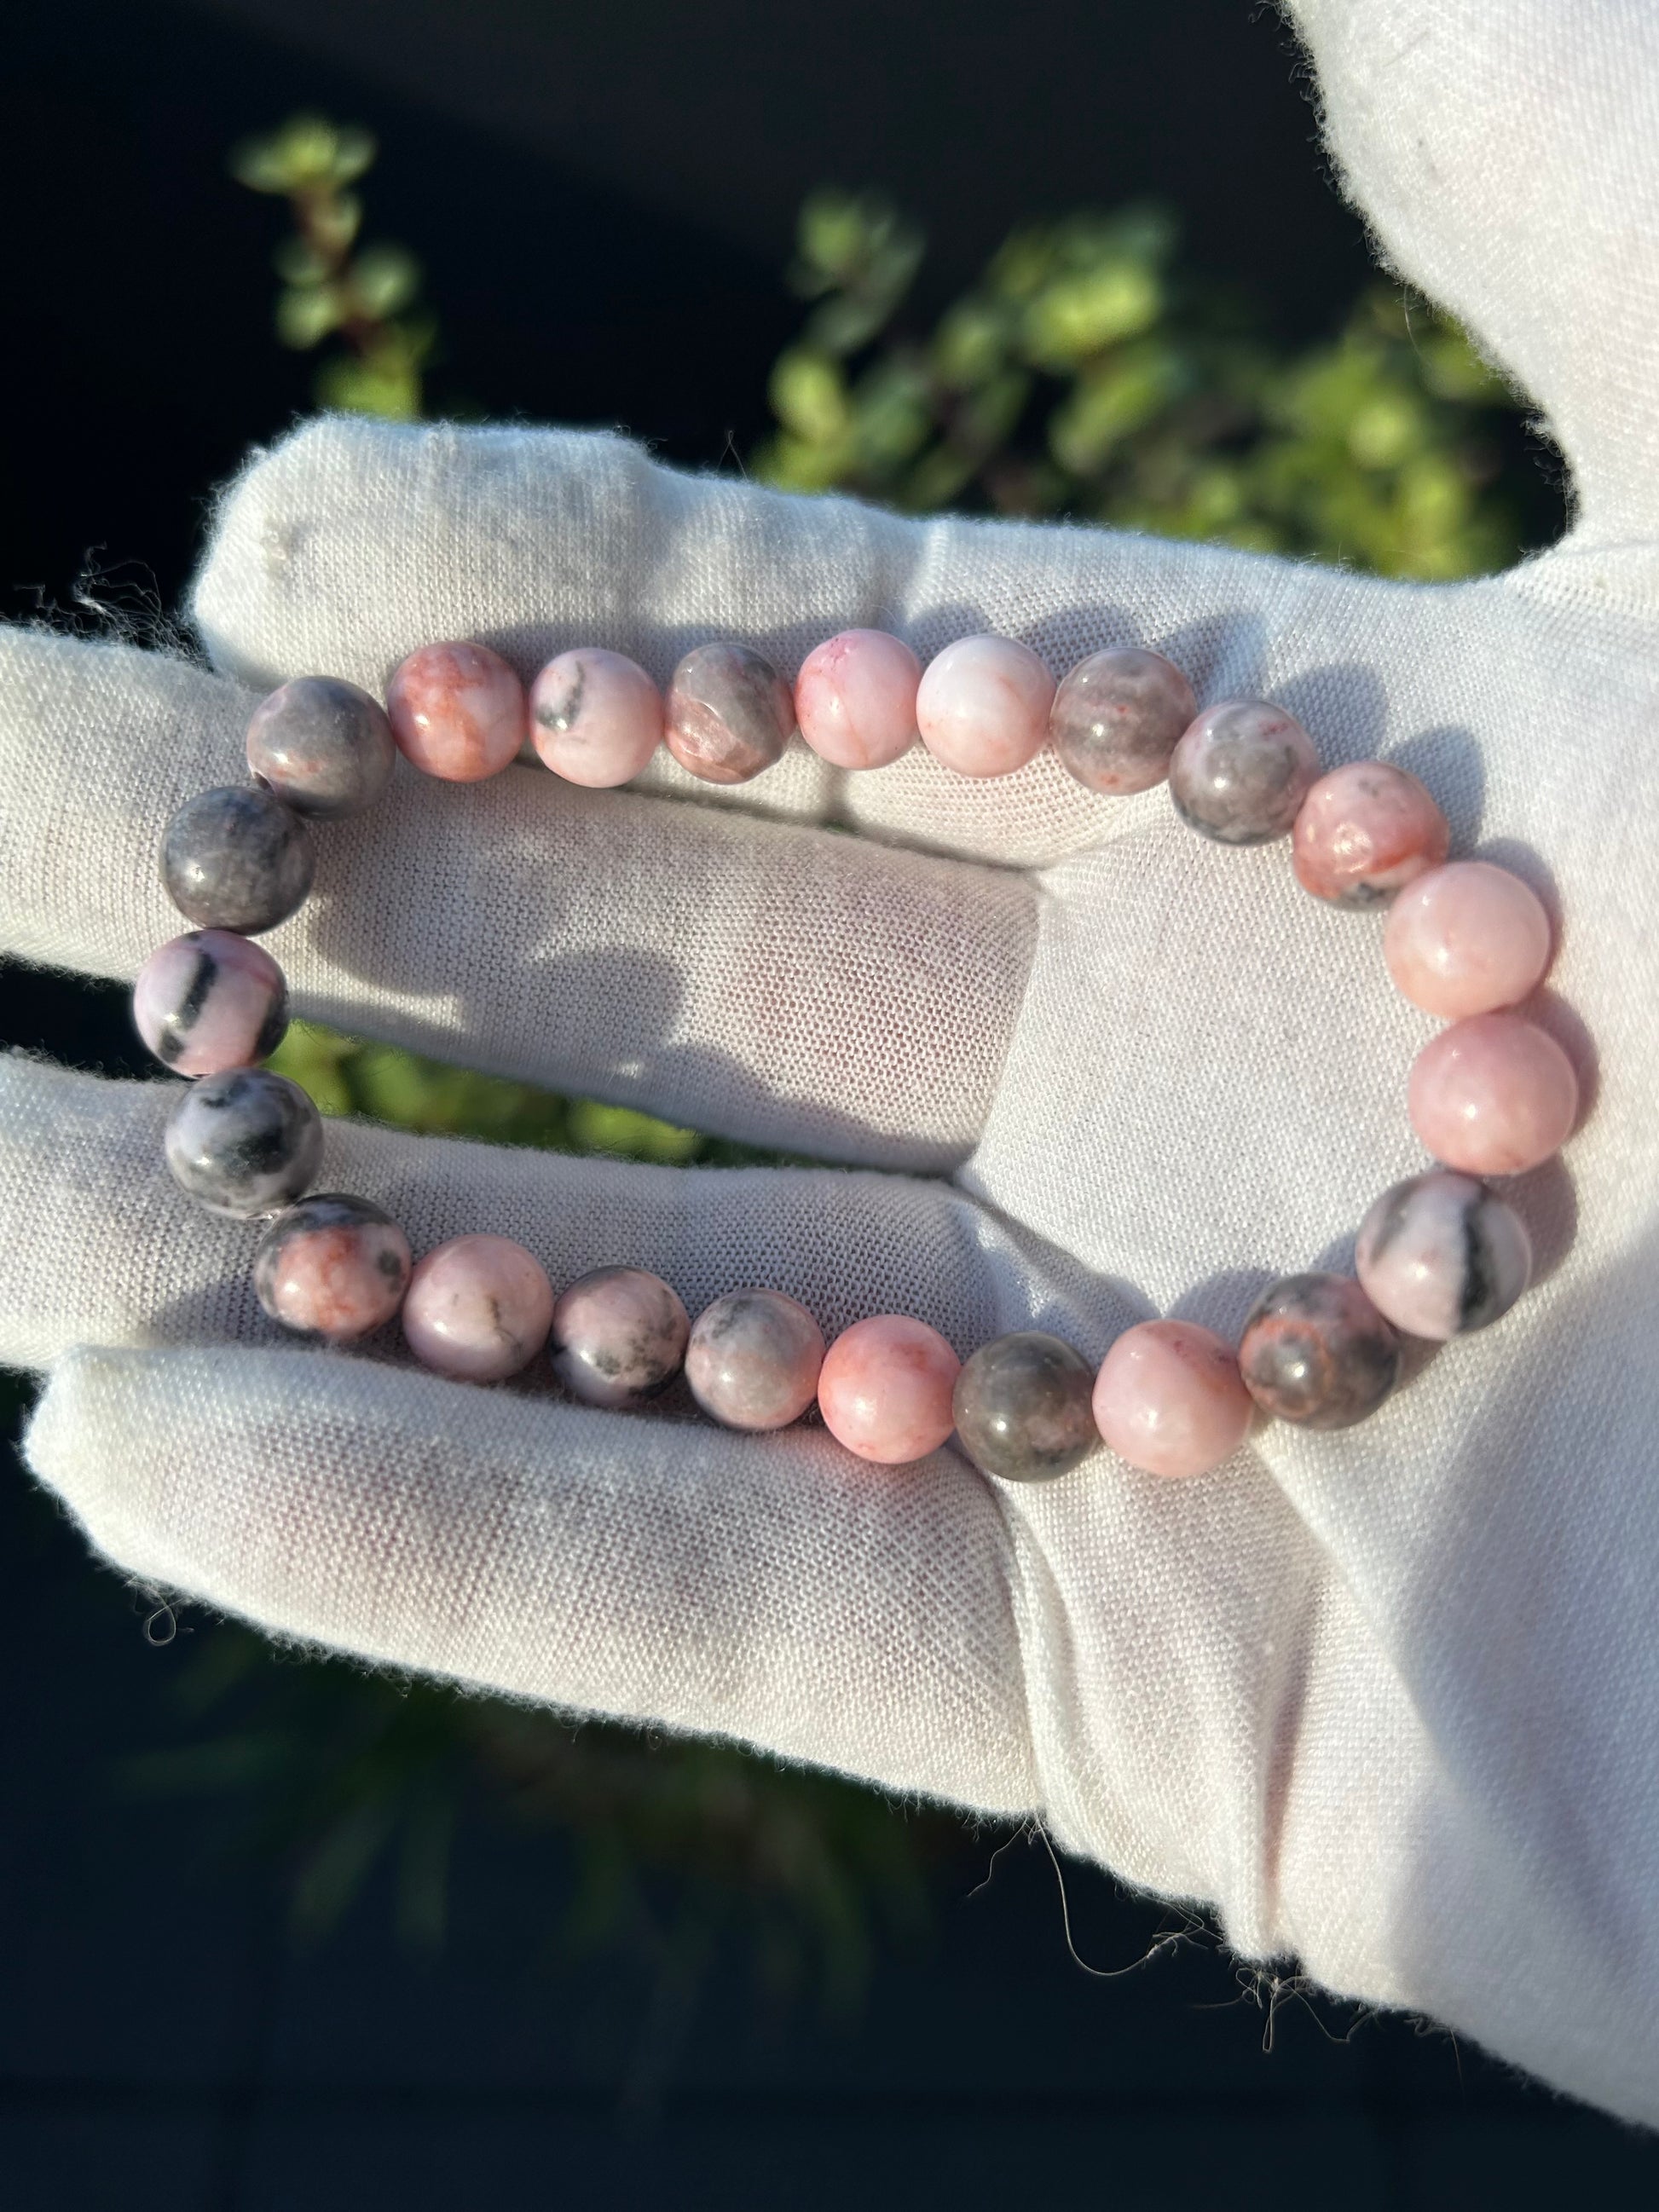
132, 628, 1577, 1484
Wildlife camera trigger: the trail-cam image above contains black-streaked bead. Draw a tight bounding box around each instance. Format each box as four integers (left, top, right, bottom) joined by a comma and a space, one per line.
132, 928, 289, 1076
164, 1066, 322, 1218
1355, 1170, 1531, 1340
160, 784, 314, 933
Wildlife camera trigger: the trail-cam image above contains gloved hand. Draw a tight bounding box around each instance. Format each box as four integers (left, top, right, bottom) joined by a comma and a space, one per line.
4, 0, 1659, 2122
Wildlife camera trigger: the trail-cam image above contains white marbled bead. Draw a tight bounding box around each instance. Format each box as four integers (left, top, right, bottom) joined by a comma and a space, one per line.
1356, 1170, 1532, 1340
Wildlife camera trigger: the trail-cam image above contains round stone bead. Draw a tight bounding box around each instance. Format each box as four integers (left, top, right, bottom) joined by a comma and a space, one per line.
794, 629, 922, 771
1168, 700, 1320, 845
530, 649, 663, 788
386, 640, 527, 782
161, 785, 314, 933
1356, 1170, 1532, 1340
1292, 761, 1450, 908
1408, 1012, 1579, 1176
1238, 1273, 1401, 1429
1384, 860, 1552, 1018
551, 1266, 691, 1408
817, 1314, 961, 1465
1091, 1320, 1254, 1479
685, 1289, 824, 1430
951, 1330, 1096, 1483
1049, 648, 1197, 796
254, 1193, 412, 1344
133, 929, 289, 1077
245, 676, 396, 819
402, 1233, 555, 1383
664, 643, 796, 784
915, 636, 1055, 779
164, 1066, 322, 1218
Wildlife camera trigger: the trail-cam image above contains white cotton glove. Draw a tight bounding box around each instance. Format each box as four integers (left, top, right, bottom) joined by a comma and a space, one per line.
4, 0, 1659, 2123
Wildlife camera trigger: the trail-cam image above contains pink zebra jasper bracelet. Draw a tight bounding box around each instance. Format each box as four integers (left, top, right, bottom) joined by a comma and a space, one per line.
132, 630, 1578, 1483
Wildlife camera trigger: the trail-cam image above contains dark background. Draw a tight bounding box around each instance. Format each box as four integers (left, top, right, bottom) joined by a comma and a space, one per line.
3, 3, 1655, 2203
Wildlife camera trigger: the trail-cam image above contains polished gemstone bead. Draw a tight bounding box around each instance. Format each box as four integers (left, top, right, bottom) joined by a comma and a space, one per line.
551, 1265, 691, 1408
818, 1314, 961, 1464
246, 675, 396, 819
1091, 1319, 1253, 1479
1356, 1170, 1532, 1339
1408, 1012, 1578, 1175
664, 642, 796, 784
795, 629, 922, 771
1238, 1273, 1400, 1429
1049, 648, 1197, 796
1384, 860, 1552, 1017
254, 1193, 412, 1343
160, 784, 314, 933
915, 636, 1055, 779
164, 1066, 322, 1217
386, 640, 527, 782
1168, 700, 1320, 844
685, 1288, 824, 1429
133, 929, 288, 1077
951, 1330, 1096, 1482
1292, 761, 1450, 907
530, 649, 663, 788
402, 1233, 555, 1383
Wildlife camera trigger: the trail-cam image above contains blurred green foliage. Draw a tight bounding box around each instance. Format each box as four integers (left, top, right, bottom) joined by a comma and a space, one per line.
197, 128, 1541, 2014
122, 1620, 932, 2029
756, 192, 1525, 580
232, 114, 431, 418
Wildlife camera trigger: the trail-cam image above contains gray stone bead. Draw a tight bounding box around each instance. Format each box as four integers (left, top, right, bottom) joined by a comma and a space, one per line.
246, 676, 396, 819
952, 1330, 1098, 1482
1355, 1170, 1532, 1341
1050, 648, 1198, 796
161, 785, 315, 933
1238, 1272, 1400, 1429
664, 642, 796, 784
164, 1066, 323, 1218
1168, 700, 1321, 845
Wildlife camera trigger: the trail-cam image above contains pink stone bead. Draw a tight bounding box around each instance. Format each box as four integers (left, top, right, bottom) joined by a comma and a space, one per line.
685, 1289, 824, 1431
386, 641, 527, 782
132, 929, 287, 1077
915, 635, 1055, 778
1384, 861, 1552, 1017
551, 1266, 691, 1407
1091, 1320, 1254, 1479
1292, 761, 1450, 909
794, 630, 922, 771
1408, 1013, 1579, 1176
253, 1194, 413, 1344
817, 1314, 961, 1464
402, 1233, 554, 1383
529, 649, 662, 788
